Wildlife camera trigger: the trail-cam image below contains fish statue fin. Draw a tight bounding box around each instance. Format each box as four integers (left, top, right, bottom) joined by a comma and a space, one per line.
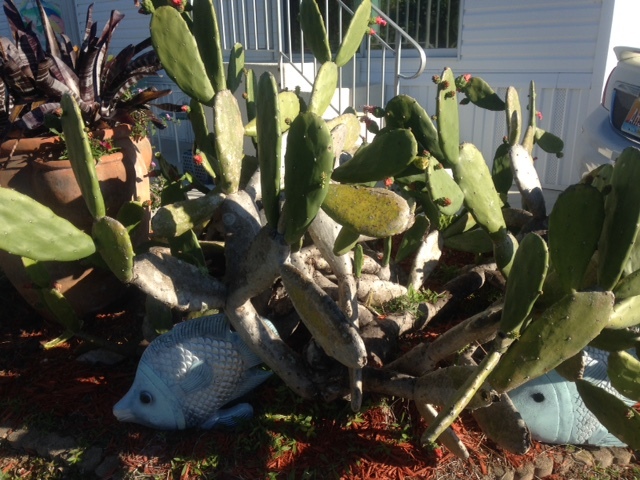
229, 368, 272, 402
200, 403, 254, 429
172, 314, 230, 343
180, 359, 213, 394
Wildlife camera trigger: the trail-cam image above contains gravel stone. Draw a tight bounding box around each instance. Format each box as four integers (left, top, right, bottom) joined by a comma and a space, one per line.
514, 461, 534, 480
533, 454, 554, 478
608, 446, 633, 465
35, 432, 76, 458
591, 447, 614, 468
79, 446, 105, 473
571, 449, 594, 467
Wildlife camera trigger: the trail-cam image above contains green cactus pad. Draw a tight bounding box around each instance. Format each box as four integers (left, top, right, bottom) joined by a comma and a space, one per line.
454, 143, 507, 238
491, 143, 513, 194
505, 87, 521, 146
598, 147, 640, 290
333, 225, 360, 256
116, 201, 146, 236
534, 128, 564, 155
608, 350, 640, 401
213, 90, 245, 193
499, 233, 548, 335
299, 0, 332, 64
490, 291, 614, 393
281, 112, 334, 245
354, 243, 364, 277
613, 269, 640, 300
192, 0, 226, 93
322, 184, 413, 238
170, 229, 206, 269
152, 192, 226, 238
0, 188, 95, 261
548, 184, 604, 293
441, 211, 477, 239
608, 295, 640, 329
456, 75, 505, 111
582, 163, 613, 192
493, 232, 518, 278
395, 214, 430, 262
331, 129, 418, 183
256, 72, 282, 228
40, 287, 82, 333
589, 328, 640, 352
245, 91, 302, 137
308, 61, 338, 116
436, 68, 460, 166
442, 227, 493, 254
326, 113, 361, 152
226, 43, 245, 93
334, 0, 371, 67
92, 216, 134, 283
189, 99, 218, 178
385, 95, 445, 163
151, 6, 215, 105
60, 94, 106, 220
244, 68, 258, 122
576, 379, 640, 449
426, 161, 464, 216
280, 263, 367, 368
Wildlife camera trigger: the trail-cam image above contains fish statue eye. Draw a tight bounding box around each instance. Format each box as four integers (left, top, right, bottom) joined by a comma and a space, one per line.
139, 391, 153, 405
531, 392, 545, 403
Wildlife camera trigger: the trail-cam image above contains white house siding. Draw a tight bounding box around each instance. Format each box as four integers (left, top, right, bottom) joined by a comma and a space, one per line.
387, 0, 606, 188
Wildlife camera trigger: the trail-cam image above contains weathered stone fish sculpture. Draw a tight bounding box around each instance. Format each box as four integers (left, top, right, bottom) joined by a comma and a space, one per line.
113, 314, 271, 430
509, 347, 635, 446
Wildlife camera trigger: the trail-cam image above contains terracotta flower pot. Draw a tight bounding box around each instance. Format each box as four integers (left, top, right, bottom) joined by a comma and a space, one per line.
0, 126, 153, 320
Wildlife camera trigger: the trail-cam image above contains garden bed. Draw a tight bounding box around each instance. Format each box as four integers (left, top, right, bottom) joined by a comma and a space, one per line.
1, 266, 638, 480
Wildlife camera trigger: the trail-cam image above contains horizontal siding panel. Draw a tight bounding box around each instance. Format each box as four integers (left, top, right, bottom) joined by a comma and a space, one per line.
460, 0, 602, 74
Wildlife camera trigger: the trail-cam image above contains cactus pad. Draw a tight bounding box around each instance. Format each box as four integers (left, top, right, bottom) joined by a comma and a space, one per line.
0, 188, 95, 261
151, 6, 215, 105
332, 129, 418, 183
436, 68, 460, 166
92, 216, 135, 283
548, 184, 604, 293
60, 94, 106, 220
322, 184, 413, 238
490, 291, 614, 393
213, 90, 245, 193
281, 112, 334, 245
192, 0, 226, 93
299, 0, 331, 64
335, 0, 371, 67
309, 61, 338, 116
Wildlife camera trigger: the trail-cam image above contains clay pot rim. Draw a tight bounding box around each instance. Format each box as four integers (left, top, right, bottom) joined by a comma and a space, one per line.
1, 125, 140, 158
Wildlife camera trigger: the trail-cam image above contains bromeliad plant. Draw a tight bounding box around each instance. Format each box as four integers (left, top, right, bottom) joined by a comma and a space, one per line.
0, 0, 169, 139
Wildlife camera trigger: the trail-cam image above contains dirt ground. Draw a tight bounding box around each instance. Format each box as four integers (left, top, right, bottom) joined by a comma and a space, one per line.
1, 271, 639, 479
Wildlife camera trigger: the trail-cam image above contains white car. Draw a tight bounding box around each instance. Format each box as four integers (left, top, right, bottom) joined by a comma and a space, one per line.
578, 46, 640, 178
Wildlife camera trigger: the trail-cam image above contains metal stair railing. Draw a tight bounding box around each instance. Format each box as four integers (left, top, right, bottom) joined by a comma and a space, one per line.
276, 0, 427, 115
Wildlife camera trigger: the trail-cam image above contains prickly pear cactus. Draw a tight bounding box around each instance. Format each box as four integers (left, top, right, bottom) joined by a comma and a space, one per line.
281, 112, 334, 245
0, 188, 95, 261
60, 94, 106, 220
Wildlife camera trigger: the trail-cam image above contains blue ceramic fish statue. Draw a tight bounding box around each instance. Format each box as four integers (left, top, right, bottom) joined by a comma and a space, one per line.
113, 314, 271, 430
509, 347, 635, 447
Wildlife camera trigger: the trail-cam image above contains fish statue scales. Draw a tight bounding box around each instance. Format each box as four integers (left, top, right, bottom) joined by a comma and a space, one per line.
113, 314, 271, 430
509, 346, 635, 446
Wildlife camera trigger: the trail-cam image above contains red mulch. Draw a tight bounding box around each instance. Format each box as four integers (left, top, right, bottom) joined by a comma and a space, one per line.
0, 257, 633, 479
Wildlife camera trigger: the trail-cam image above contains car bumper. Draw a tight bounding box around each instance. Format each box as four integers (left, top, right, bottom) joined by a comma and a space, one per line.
576, 106, 640, 179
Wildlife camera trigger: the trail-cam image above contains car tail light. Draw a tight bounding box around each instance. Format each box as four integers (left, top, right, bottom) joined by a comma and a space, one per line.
602, 67, 615, 110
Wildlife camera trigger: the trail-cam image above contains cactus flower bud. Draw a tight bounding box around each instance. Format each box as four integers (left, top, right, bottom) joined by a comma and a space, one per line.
536, 111, 543, 120
375, 16, 388, 27
193, 154, 204, 165
384, 177, 393, 188
180, 105, 190, 113
369, 28, 376, 36
444, 91, 456, 99
432, 75, 441, 84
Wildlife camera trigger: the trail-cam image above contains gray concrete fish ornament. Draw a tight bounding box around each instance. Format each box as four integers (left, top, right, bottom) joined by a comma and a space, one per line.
509, 347, 635, 446
113, 314, 271, 430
